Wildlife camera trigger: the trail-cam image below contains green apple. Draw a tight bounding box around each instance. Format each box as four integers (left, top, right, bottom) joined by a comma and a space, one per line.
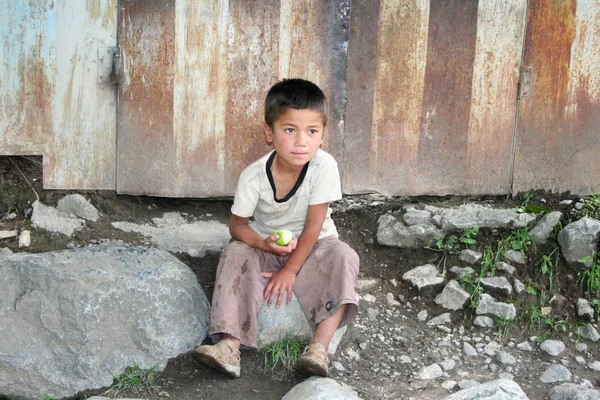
273, 229, 293, 246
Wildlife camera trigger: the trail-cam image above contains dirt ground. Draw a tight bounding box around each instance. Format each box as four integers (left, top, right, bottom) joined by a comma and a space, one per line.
1, 156, 599, 400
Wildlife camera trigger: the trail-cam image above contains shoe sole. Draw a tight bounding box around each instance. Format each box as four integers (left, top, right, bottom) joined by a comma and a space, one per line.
296, 357, 328, 377
192, 350, 241, 378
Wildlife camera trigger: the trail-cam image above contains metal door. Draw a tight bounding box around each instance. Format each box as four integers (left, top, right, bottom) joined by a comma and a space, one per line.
512, 0, 600, 195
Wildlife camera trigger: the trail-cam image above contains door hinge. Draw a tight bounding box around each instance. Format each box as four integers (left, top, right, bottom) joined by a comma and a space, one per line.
97, 46, 122, 85
518, 67, 532, 99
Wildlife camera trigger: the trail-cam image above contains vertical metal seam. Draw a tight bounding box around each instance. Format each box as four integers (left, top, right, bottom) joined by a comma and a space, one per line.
114, 0, 121, 192
508, 0, 530, 197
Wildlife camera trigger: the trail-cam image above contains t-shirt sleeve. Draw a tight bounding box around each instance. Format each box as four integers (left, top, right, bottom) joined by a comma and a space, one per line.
309, 157, 342, 205
231, 169, 260, 217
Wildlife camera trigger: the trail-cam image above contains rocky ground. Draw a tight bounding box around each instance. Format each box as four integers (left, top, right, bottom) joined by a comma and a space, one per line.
1, 156, 599, 400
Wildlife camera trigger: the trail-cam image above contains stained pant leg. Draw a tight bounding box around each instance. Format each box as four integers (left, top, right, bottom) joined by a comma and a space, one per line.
294, 237, 360, 329
209, 240, 280, 348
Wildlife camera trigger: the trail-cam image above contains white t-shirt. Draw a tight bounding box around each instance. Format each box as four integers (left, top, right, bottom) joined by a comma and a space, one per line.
231, 149, 342, 240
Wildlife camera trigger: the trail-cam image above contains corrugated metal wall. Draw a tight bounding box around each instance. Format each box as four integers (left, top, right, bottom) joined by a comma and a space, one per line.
2, 0, 599, 197
0, 0, 118, 190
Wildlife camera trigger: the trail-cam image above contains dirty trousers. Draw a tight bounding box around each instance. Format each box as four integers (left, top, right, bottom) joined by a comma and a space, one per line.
209, 236, 360, 348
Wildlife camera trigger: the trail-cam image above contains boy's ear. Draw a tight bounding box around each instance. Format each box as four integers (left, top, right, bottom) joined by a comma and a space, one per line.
263, 123, 274, 145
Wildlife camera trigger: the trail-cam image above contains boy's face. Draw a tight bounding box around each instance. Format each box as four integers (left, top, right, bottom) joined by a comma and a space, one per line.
264, 108, 324, 170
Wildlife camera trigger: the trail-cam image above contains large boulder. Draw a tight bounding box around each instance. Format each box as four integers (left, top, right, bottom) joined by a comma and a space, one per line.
557, 217, 600, 266
440, 379, 529, 400
282, 376, 362, 400
0, 245, 210, 400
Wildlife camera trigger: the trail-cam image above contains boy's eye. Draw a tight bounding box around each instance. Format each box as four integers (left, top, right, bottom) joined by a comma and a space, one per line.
309, 129, 319, 135
285, 128, 295, 134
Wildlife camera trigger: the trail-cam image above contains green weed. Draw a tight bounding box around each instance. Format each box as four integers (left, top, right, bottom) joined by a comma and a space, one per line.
502, 227, 534, 257
592, 299, 600, 320
494, 316, 515, 342
262, 331, 308, 372
105, 362, 159, 396
426, 226, 479, 274
577, 252, 600, 298
536, 246, 560, 291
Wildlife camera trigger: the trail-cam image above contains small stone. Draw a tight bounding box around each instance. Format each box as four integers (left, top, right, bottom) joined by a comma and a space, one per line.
333, 361, 346, 371
399, 356, 411, 364
495, 350, 516, 365
417, 310, 428, 322
458, 379, 480, 389
386, 292, 402, 306
417, 363, 443, 380
575, 356, 586, 364
484, 341, 502, 357
442, 380, 457, 391
361, 294, 377, 303
389, 278, 398, 287
577, 298, 595, 320
459, 249, 482, 264
575, 343, 587, 353
463, 343, 477, 357
540, 364, 572, 383
427, 313, 452, 326
18, 230, 31, 248
513, 279, 526, 294
540, 339, 566, 356
589, 361, 600, 371
496, 261, 516, 275
359, 342, 368, 350
439, 359, 456, 371
498, 372, 514, 380
505, 250, 525, 265
517, 342, 533, 352
158, 391, 170, 397
474, 316, 495, 328
577, 324, 600, 342
355, 278, 381, 291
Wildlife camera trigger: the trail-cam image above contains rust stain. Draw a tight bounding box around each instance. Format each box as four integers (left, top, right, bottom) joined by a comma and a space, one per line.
223, 0, 280, 192
372, 0, 429, 192
343, 0, 380, 193
513, 1, 584, 193
466, 0, 526, 194
242, 316, 251, 334
232, 275, 241, 296
117, 0, 176, 195
416, 0, 479, 195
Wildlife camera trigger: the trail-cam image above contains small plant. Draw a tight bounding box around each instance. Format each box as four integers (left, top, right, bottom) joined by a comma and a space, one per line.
459, 272, 484, 311
577, 253, 600, 298
536, 246, 560, 291
524, 303, 544, 331
516, 191, 534, 213
105, 362, 159, 396
494, 316, 514, 342
262, 331, 308, 372
42, 397, 55, 400
503, 227, 534, 256
427, 227, 479, 273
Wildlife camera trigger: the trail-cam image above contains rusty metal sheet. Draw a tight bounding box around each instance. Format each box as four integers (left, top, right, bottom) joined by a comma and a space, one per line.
514, 0, 600, 195
0, 0, 117, 190
0, 1, 55, 156
48, 0, 117, 189
118, 0, 348, 197
345, 0, 526, 196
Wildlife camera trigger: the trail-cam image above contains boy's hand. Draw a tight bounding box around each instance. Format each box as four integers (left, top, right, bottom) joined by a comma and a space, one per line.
265, 234, 297, 256
262, 268, 296, 308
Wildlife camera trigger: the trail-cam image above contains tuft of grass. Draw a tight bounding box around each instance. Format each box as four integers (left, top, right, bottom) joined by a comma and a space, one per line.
262, 331, 308, 372
427, 226, 479, 274
105, 362, 159, 396
494, 316, 515, 342
577, 252, 600, 298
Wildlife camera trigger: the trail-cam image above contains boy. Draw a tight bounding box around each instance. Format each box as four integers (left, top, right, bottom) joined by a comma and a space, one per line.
192, 79, 359, 378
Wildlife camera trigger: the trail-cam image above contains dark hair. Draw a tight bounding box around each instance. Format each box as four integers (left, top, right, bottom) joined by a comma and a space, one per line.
264, 79, 327, 129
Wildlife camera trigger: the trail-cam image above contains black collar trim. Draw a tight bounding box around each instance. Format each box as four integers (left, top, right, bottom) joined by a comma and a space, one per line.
266, 151, 309, 203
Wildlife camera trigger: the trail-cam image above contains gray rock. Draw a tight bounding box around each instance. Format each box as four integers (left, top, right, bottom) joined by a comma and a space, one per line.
513, 279, 526, 294
112, 212, 231, 257
439, 358, 456, 371
282, 376, 362, 400
540, 364, 572, 383
427, 313, 452, 326
424, 204, 535, 231
403, 208, 432, 226
435, 280, 471, 310
517, 342, 533, 352
355, 278, 381, 291
0, 245, 210, 400
440, 379, 528, 400
460, 249, 482, 264
505, 250, 525, 265
484, 341, 502, 357
479, 276, 513, 297
417, 363, 444, 380
540, 340, 566, 356
496, 261, 516, 275
377, 214, 442, 248
31, 200, 85, 236
476, 294, 516, 319
474, 316, 495, 328
0, 247, 13, 260
589, 361, 600, 371
495, 350, 516, 365
463, 342, 478, 357
529, 211, 563, 244
577, 298, 596, 320
557, 217, 600, 266
417, 310, 429, 321
458, 379, 481, 390
577, 324, 600, 342
57, 194, 100, 221
548, 383, 600, 400
576, 343, 588, 353
258, 295, 346, 354
402, 264, 445, 291
449, 266, 476, 279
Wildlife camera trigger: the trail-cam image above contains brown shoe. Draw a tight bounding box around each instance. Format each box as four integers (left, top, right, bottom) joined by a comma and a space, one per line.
297, 342, 329, 377
191, 338, 241, 378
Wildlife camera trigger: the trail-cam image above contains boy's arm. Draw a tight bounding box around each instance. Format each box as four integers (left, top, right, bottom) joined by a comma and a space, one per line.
263, 202, 329, 307
229, 214, 297, 256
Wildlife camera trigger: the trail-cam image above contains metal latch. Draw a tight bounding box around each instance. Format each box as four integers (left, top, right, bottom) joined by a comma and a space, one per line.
518, 67, 532, 99
97, 46, 121, 84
